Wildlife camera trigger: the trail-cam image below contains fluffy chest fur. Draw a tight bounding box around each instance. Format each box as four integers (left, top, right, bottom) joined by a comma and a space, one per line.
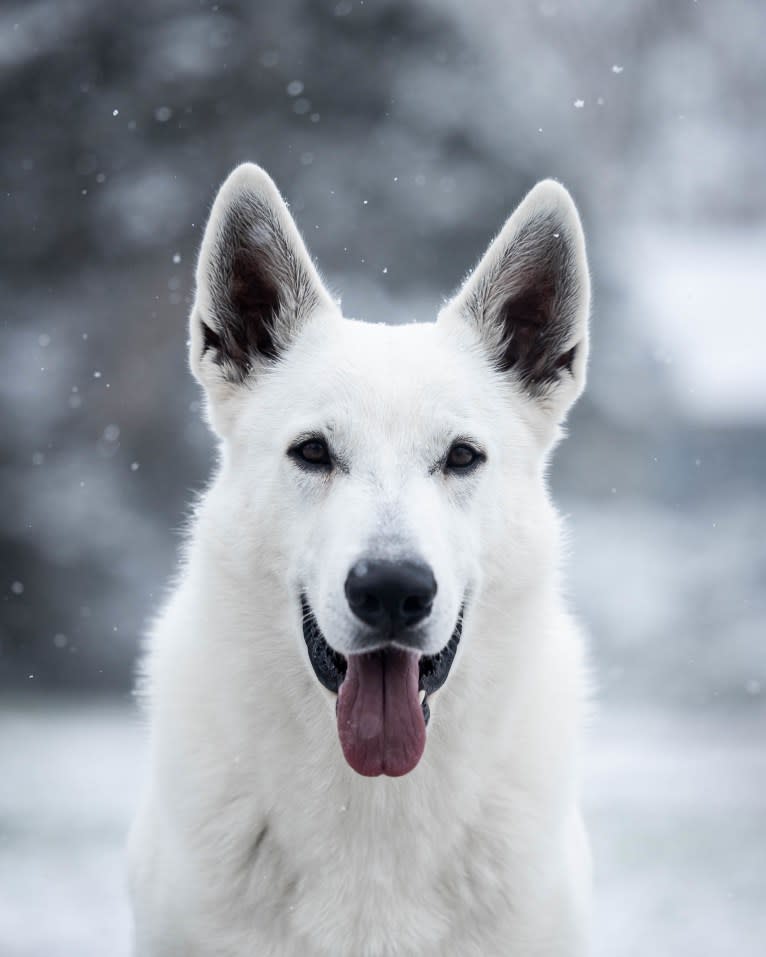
132, 564, 588, 956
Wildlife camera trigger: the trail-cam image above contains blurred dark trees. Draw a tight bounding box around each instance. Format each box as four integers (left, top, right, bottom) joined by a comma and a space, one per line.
1, 0, 764, 697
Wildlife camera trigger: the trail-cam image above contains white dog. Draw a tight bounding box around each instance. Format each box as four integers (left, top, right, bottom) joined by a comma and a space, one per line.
128, 163, 592, 956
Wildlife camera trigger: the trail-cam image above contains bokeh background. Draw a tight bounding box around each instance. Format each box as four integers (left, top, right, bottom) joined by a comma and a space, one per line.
1, 1, 764, 955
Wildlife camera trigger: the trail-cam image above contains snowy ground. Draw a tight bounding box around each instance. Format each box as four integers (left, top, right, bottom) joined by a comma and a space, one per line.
1, 701, 764, 957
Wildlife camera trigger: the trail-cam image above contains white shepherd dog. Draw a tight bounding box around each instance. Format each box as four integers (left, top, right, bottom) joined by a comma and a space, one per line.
128, 163, 592, 956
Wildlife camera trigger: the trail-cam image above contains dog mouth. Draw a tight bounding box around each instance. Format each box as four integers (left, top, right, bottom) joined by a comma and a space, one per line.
301, 595, 464, 777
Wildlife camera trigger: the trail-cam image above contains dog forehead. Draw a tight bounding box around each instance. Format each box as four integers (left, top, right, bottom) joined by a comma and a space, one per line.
288, 316, 493, 411
244, 315, 516, 456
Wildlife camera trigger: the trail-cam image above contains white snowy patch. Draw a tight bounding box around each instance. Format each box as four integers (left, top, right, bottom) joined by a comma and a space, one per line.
626, 227, 766, 423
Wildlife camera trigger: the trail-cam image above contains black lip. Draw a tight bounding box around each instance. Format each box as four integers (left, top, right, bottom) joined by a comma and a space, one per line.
300, 594, 465, 723
301, 595, 347, 693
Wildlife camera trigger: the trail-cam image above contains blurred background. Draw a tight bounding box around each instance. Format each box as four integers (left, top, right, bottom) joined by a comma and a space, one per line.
1, 1, 764, 954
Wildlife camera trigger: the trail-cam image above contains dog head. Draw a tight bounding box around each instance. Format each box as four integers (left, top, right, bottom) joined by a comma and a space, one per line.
190, 164, 589, 777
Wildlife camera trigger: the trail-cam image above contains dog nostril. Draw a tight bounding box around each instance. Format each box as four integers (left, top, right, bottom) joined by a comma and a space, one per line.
402, 595, 427, 615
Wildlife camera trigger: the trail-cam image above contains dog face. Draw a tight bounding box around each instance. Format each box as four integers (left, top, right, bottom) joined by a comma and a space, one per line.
190, 165, 589, 777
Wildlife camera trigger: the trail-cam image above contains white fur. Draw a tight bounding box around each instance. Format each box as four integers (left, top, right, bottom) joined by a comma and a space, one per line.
128, 164, 592, 956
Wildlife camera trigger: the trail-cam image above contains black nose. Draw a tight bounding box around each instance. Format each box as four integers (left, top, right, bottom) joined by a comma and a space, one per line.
345, 559, 437, 632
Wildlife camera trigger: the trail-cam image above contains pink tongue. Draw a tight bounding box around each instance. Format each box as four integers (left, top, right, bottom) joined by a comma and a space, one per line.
336, 648, 426, 777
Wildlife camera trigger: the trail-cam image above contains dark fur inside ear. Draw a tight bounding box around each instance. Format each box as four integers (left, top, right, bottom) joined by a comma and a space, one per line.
202, 195, 318, 381
208, 242, 283, 369
473, 213, 584, 396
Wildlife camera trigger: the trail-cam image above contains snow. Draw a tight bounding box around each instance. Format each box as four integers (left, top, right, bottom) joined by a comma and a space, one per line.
564, 499, 766, 707
624, 227, 766, 423
1, 702, 764, 956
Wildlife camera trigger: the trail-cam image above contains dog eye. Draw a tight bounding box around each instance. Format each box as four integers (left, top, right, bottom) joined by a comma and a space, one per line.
445, 443, 484, 473
291, 438, 332, 468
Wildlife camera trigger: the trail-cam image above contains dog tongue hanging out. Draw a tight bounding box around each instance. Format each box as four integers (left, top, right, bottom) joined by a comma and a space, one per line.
337, 648, 425, 776
129, 162, 593, 956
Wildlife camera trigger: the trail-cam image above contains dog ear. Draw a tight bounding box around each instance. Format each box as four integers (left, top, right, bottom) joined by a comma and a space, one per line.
439, 180, 590, 422
190, 163, 337, 400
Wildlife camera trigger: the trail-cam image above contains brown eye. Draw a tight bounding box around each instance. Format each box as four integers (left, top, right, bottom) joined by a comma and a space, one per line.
291, 438, 332, 468
445, 443, 483, 473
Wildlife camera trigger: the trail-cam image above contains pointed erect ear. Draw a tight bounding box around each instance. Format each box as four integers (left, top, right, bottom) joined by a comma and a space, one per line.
439, 180, 590, 421
190, 163, 337, 395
